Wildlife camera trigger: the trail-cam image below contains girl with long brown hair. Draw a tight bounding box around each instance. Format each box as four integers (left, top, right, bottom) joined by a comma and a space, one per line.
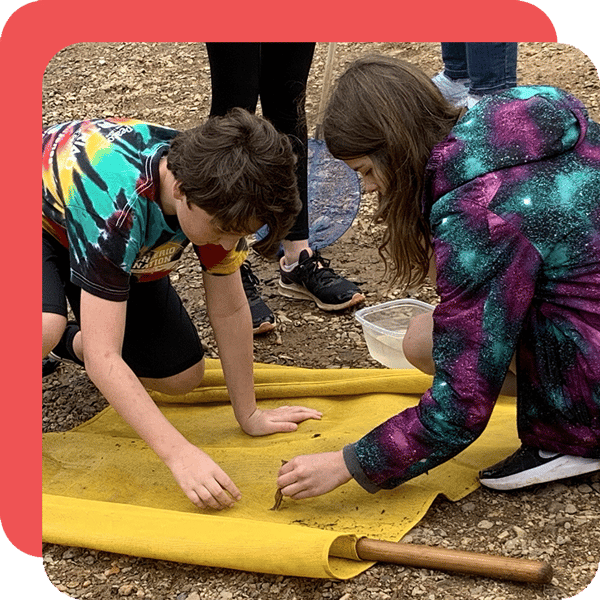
277, 55, 600, 498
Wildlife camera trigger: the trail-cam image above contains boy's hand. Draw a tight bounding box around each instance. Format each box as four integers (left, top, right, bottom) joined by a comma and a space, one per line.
239, 406, 322, 437
276, 451, 352, 499
165, 443, 242, 510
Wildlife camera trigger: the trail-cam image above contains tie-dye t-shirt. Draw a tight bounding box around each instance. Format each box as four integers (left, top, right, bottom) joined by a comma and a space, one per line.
42, 118, 248, 302
344, 87, 600, 493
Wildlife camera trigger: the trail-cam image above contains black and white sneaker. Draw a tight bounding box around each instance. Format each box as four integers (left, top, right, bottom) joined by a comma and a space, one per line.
278, 249, 365, 311
479, 445, 600, 491
240, 261, 276, 335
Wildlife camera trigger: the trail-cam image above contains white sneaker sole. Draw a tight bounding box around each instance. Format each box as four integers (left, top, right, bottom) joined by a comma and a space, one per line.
253, 320, 276, 335
480, 455, 600, 491
278, 281, 365, 311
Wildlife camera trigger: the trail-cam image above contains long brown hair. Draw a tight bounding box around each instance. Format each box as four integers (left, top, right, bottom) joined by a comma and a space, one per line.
323, 55, 461, 288
167, 108, 301, 258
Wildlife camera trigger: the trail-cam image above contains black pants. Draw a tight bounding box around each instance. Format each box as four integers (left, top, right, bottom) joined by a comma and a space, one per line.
206, 42, 315, 241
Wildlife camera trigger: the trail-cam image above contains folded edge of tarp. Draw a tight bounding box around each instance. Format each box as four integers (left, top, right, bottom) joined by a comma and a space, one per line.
150, 359, 433, 404
42, 494, 373, 580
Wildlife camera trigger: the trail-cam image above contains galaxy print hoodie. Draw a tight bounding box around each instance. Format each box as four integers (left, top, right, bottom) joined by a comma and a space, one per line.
344, 86, 600, 493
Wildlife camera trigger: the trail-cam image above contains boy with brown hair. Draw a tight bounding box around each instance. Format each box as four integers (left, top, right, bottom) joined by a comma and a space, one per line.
42, 108, 321, 509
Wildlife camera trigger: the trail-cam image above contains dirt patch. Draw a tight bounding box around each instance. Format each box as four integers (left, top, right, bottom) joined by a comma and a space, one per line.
42, 43, 600, 600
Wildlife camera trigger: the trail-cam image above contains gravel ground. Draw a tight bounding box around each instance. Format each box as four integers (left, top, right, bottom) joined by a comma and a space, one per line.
42, 42, 600, 599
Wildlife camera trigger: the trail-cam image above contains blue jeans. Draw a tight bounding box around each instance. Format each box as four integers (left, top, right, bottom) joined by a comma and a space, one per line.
441, 42, 518, 95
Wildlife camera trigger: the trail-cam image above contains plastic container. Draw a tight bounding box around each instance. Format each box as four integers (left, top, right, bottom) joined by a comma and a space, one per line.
355, 299, 435, 369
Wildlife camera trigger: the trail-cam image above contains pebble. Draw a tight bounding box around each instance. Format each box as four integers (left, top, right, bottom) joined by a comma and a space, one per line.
118, 583, 135, 596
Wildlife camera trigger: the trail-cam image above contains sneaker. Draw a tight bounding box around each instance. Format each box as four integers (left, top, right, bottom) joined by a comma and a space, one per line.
431, 71, 470, 107
466, 93, 483, 109
479, 445, 600, 491
240, 261, 276, 335
42, 355, 61, 377
278, 249, 365, 311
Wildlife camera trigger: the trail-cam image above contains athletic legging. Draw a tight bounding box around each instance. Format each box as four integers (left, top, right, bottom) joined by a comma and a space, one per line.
206, 42, 316, 241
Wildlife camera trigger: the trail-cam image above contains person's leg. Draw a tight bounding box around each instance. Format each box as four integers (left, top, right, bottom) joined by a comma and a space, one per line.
432, 43, 471, 107
440, 42, 469, 80
121, 277, 206, 395
465, 42, 518, 96
206, 42, 261, 115
42, 232, 69, 357
403, 310, 517, 396
260, 43, 364, 310
44, 266, 205, 393
43, 313, 66, 358
206, 42, 275, 334
259, 42, 315, 247
42, 231, 84, 376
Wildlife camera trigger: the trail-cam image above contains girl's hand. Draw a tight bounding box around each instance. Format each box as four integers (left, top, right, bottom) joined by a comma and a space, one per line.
277, 450, 352, 499
239, 406, 322, 437
165, 443, 242, 510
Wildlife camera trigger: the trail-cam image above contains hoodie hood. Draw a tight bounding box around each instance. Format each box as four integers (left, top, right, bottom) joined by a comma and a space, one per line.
423, 86, 591, 210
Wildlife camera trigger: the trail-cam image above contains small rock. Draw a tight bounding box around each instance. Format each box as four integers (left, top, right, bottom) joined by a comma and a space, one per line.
477, 520, 494, 530
187, 593, 201, 600
512, 525, 526, 537
548, 501, 565, 513
119, 583, 135, 596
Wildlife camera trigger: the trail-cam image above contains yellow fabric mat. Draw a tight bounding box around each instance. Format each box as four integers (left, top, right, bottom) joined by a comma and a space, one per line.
42, 360, 520, 579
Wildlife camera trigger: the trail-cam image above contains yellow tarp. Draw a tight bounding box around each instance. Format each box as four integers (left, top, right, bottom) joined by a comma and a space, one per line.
42, 360, 520, 579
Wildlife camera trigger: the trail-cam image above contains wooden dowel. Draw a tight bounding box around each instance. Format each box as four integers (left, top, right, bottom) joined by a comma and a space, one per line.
355, 538, 553, 584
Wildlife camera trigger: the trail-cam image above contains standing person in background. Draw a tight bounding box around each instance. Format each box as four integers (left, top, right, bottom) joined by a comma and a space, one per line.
432, 42, 518, 108
206, 43, 365, 335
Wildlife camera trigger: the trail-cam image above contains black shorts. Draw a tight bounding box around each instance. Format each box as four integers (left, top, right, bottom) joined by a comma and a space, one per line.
43, 230, 205, 378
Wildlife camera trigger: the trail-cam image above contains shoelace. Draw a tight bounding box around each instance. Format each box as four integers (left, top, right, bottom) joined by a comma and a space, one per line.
296, 251, 340, 286
240, 263, 262, 300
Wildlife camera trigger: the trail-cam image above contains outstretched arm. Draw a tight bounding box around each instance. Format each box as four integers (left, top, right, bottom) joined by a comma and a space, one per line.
203, 269, 322, 435
79, 289, 241, 510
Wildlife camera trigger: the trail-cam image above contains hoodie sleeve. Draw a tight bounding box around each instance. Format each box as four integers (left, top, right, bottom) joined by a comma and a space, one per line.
345, 181, 543, 491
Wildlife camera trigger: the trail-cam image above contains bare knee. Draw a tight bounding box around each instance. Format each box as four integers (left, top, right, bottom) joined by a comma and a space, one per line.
43, 313, 67, 358
140, 358, 205, 395
402, 311, 435, 374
